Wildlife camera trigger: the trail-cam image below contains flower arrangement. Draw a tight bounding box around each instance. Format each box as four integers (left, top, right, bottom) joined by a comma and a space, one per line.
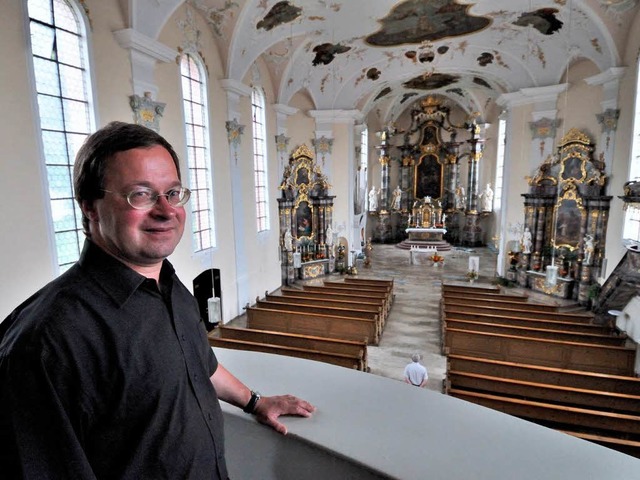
466, 269, 479, 281
429, 253, 445, 266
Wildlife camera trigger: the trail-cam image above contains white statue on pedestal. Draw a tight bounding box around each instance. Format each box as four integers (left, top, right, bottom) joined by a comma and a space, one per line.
283, 229, 293, 251
522, 227, 532, 254
391, 185, 402, 210
584, 234, 595, 264
455, 185, 466, 210
479, 183, 494, 212
368, 186, 379, 211
326, 225, 335, 248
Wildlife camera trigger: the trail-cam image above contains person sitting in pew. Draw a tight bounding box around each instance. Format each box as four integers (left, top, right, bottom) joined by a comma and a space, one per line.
404, 353, 429, 388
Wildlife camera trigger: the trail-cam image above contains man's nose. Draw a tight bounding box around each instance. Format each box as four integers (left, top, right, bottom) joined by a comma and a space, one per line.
151, 195, 178, 215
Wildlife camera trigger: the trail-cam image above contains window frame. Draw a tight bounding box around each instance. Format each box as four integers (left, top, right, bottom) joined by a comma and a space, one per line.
26, 0, 97, 274
623, 57, 640, 243
251, 86, 270, 233
180, 52, 216, 252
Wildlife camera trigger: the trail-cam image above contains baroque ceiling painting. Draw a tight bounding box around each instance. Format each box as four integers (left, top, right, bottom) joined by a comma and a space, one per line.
188, 0, 638, 122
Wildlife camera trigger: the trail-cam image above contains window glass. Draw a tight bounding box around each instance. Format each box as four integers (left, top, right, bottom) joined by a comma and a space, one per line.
623, 60, 640, 242
252, 87, 270, 232
180, 54, 215, 251
28, 0, 94, 272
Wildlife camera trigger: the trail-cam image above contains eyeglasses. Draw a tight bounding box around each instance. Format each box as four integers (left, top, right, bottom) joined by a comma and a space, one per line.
102, 187, 191, 210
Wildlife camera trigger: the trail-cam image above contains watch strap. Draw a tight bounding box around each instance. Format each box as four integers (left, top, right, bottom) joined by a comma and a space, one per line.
243, 390, 261, 414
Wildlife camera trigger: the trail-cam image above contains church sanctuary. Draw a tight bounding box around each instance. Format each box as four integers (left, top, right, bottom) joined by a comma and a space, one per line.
5, 0, 640, 477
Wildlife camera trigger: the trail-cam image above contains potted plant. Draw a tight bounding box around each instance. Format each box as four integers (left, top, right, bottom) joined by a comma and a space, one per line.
466, 269, 479, 283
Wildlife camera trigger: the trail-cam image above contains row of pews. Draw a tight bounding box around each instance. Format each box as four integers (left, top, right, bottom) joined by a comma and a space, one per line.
208, 277, 394, 371
441, 283, 640, 458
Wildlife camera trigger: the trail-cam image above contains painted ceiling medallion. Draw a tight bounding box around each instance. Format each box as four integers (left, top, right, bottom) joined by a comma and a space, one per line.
257, 1, 302, 31
403, 73, 459, 90
365, 0, 491, 46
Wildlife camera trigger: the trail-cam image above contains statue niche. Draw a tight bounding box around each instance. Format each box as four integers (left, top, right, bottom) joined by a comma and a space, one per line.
278, 144, 335, 284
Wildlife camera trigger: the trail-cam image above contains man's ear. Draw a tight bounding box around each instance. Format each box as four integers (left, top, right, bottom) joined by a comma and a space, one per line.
81, 200, 99, 223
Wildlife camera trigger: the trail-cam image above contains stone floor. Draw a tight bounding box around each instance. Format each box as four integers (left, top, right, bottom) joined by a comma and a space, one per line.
227, 244, 503, 392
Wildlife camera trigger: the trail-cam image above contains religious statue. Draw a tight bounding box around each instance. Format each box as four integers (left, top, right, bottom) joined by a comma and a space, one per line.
522, 227, 532, 254
391, 185, 402, 210
368, 186, 379, 211
479, 183, 494, 212
283, 229, 293, 251
326, 225, 335, 248
454, 185, 466, 210
584, 234, 595, 264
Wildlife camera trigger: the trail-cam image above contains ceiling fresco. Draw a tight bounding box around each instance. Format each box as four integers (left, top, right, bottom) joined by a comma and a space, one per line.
184, 0, 640, 122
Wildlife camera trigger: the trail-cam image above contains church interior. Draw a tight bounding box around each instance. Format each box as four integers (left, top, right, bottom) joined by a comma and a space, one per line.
3, 0, 640, 477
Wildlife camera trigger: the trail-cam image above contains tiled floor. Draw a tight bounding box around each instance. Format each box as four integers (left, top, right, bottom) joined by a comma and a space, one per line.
227, 244, 502, 392
338, 244, 501, 392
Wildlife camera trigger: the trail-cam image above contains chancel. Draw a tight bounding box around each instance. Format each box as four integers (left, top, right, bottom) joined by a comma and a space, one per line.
4, 0, 640, 478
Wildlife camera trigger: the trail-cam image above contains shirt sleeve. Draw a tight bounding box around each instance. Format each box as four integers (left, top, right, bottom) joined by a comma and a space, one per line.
0, 348, 98, 479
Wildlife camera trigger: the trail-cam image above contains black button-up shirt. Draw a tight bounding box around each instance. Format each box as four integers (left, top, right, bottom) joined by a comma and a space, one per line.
0, 240, 228, 479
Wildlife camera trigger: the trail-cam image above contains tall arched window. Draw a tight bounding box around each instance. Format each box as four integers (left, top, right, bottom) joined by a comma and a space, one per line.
623, 58, 640, 243
27, 0, 95, 272
493, 116, 507, 210
251, 87, 270, 232
180, 53, 215, 251
358, 127, 369, 213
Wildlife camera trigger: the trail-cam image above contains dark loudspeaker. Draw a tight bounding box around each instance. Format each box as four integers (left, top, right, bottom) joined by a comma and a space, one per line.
193, 269, 221, 331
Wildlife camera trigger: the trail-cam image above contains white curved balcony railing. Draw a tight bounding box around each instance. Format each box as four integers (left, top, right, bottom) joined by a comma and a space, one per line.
217, 348, 640, 479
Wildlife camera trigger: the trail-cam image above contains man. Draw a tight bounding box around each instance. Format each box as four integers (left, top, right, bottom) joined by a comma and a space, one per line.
404, 353, 428, 388
0, 122, 315, 479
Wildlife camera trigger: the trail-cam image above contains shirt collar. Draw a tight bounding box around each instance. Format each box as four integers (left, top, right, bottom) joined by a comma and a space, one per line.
78, 239, 176, 307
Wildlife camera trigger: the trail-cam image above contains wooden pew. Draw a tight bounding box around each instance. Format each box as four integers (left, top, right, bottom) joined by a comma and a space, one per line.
444, 328, 636, 375
281, 287, 387, 321
344, 277, 394, 288
446, 371, 640, 414
302, 285, 390, 317
443, 318, 626, 346
322, 281, 393, 304
254, 299, 381, 332
443, 309, 611, 335
210, 326, 367, 370
447, 354, 640, 396
442, 294, 559, 312
339, 278, 394, 297
246, 306, 379, 345
442, 301, 594, 323
209, 337, 361, 370
265, 293, 382, 316
441, 284, 502, 295
560, 430, 640, 458
448, 389, 640, 440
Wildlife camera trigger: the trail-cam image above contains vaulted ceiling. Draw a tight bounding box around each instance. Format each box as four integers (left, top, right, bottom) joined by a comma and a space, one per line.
172, 1, 639, 121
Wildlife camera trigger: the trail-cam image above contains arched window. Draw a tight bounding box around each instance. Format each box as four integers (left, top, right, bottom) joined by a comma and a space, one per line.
180, 53, 215, 251
251, 87, 270, 232
623, 58, 640, 243
27, 0, 95, 272
358, 127, 369, 213
493, 116, 507, 210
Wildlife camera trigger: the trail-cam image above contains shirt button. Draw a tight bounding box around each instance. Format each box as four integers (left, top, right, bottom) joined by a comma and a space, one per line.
194, 374, 198, 380
208, 413, 213, 420
181, 334, 186, 341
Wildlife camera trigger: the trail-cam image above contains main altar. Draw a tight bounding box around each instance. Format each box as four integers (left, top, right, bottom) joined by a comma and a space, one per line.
396, 196, 452, 251
278, 145, 336, 285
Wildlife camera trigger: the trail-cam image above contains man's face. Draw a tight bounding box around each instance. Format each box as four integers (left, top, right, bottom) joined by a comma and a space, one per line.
83, 145, 186, 275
